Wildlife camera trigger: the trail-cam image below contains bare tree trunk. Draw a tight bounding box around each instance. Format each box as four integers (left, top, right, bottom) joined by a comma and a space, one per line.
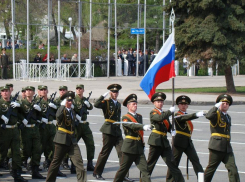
4, 19, 10, 39
225, 65, 236, 93
52, 9, 58, 45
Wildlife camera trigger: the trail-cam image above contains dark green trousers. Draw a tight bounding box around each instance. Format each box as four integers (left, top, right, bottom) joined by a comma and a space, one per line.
46, 143, 86, 182
147, 145, 184, 182
204, 149, 240, 182
114, 152, 151, 182
21, 126, 41, 166
76, 122, 95, 160
0, 127, 21, 170
166, 145, 203, 181
94, 133, 123, 175
39, 123, 56, 160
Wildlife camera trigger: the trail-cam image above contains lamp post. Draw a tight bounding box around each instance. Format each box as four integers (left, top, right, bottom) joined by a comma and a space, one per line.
68, 17, 72, 49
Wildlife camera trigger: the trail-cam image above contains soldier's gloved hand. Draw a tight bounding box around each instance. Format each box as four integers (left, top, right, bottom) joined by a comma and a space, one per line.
1, 115, 9, 124
22, 119, 28, 126
61, 99, 67, 106
41, 117, 48, 124
215, 102, 222, 108
10, 101, 20, 108
37, 120, 41, 123
143, 124, 152, 131
196, 111, 205, 117
33, 104, 41, 112
171, 130, 176, 136
84, 100, 90, 107
76, 114, 82, 122
169, 106, 175, 113
103, 91, 109, 98
48, 102, 57, 109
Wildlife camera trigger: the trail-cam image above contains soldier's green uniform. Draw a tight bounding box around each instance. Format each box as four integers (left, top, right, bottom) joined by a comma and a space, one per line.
146, 92, 184, 182
166, 95, 203, 182
0, 86, 27, 182
46, 91, 86, 182
19, 86, 45, 179
114, 94, 151, 182
204, 94, 240, 182
93, 84, 123, 180
0, 48, 9, 79
73, 84, 94, 170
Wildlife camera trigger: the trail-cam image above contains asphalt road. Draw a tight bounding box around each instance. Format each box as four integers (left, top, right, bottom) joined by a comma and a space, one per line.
1, 104, 245, 182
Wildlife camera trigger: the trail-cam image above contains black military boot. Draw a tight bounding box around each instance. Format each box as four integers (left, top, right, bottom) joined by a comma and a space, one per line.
43, 159, 50, 171
32, 166, 46, 179
87, 160, 95, 171
61, 158, 70, 170
12, 169, 28, 182
57, 169, 67, 177
70, 161, 76, 174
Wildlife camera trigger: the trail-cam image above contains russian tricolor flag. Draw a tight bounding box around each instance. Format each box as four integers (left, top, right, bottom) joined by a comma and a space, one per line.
140, 33, 176, 99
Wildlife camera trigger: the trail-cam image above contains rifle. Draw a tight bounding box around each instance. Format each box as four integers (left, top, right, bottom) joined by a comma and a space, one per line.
26, 95, 43, 121
1, 91, 20, 129
41, 92, 57, 129
80, 91, 92, 116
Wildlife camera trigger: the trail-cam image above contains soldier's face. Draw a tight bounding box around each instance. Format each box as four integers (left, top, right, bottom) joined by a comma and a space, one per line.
39, 89, 48, 97
127, 102, 137, 113
154, 100, 163, 109
1, 89, 10, 100
220, 102, 230, 112
76, 88, 84, 95
59, 89, 67, 97
66, 99, 73, 109
26, 89, 34, 97
178, 103, 188, 112
110, 91, 119, 100
9, 87, 13, 93
21, 91, 26, 98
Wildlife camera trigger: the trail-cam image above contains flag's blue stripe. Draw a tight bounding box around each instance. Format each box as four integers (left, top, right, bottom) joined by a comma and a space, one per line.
140, 44, 175, 95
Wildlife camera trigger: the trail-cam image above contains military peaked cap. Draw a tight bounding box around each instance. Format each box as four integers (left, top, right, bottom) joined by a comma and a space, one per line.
60, 91, 75, 101
76, 84, 84, 89
21, 87, 26, 92
107, 84, 122, 92
216, 94, 233, 105
38, 85, 48, 90
123, 94, 137, 107
151, 92, 166, 102
59, 86, 68, 90
6, 83, 13, 87
176, 95, 191, 105
25, 86, 35, 91
0, 86, 9, 91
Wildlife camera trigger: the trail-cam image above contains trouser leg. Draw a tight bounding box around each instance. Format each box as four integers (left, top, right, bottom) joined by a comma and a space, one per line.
223, 152, 240, 182
135, 153, 151, 182
147, 145, 161, 175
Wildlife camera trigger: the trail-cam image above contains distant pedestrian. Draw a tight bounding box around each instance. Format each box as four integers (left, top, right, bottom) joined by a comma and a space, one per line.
0, 48, 9, 79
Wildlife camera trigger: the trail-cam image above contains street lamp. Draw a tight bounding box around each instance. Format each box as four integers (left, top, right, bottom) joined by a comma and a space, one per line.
68, 17, 72, 49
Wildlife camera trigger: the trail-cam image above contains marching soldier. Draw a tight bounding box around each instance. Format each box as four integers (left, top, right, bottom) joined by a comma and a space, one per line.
114, 94, 152, 182
93, 84, 133, 182
146, 92, 184, 182
204, 94, 240, 182
0, 48, 9, 79
21, 88, 26, 100
46, 91, 87, 182
73, 84, 95, 171
19, 86, 45, 179
6, 83, 14, 96
166, 95, 204, 181
37, 85, 65, 177
0, 86, 28, 182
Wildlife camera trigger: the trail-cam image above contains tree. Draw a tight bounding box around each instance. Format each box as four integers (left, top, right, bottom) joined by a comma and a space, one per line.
166, 0, 245, 93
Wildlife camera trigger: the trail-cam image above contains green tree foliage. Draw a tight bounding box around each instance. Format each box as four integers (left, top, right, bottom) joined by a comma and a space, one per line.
166, 0, 245, 93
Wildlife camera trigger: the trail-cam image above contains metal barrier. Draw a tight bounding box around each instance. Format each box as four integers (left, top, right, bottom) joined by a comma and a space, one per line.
14, 63, 94, 82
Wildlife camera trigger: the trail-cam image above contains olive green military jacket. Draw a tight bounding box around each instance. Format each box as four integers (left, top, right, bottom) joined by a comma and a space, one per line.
54, 105, 77, 146
121, 112, 144, 154
0, 98, 24, 126
38, 97, 56, 121
147, 109, 172, 148
54, 97, 62, 108
174, 111, 198, 149
73, 95, 93, 121
0, 54, 9, 67
94, 95, 122, 136
205, 106, 232, 153
20, 98, 42, 124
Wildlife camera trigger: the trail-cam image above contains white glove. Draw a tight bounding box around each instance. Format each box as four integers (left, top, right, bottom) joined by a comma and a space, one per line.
48, 102, 57, 109
37, 120, 41, 123
22, 119, 28, 126
33, 104, 41, 112
1, 115, 9, 124
196, 111, 204, 117
103, 91, 109, 98
76, 114, 82, 122
71, 104, 74, 109
169, 106, 175, 113
41, 117, 48, 124
215, 102, 222, 108
171, 130, 176, 136
10, 101, 20, 108
84, 100, 90, 107
61, 99, 67, 106
143, 124, 152, 131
